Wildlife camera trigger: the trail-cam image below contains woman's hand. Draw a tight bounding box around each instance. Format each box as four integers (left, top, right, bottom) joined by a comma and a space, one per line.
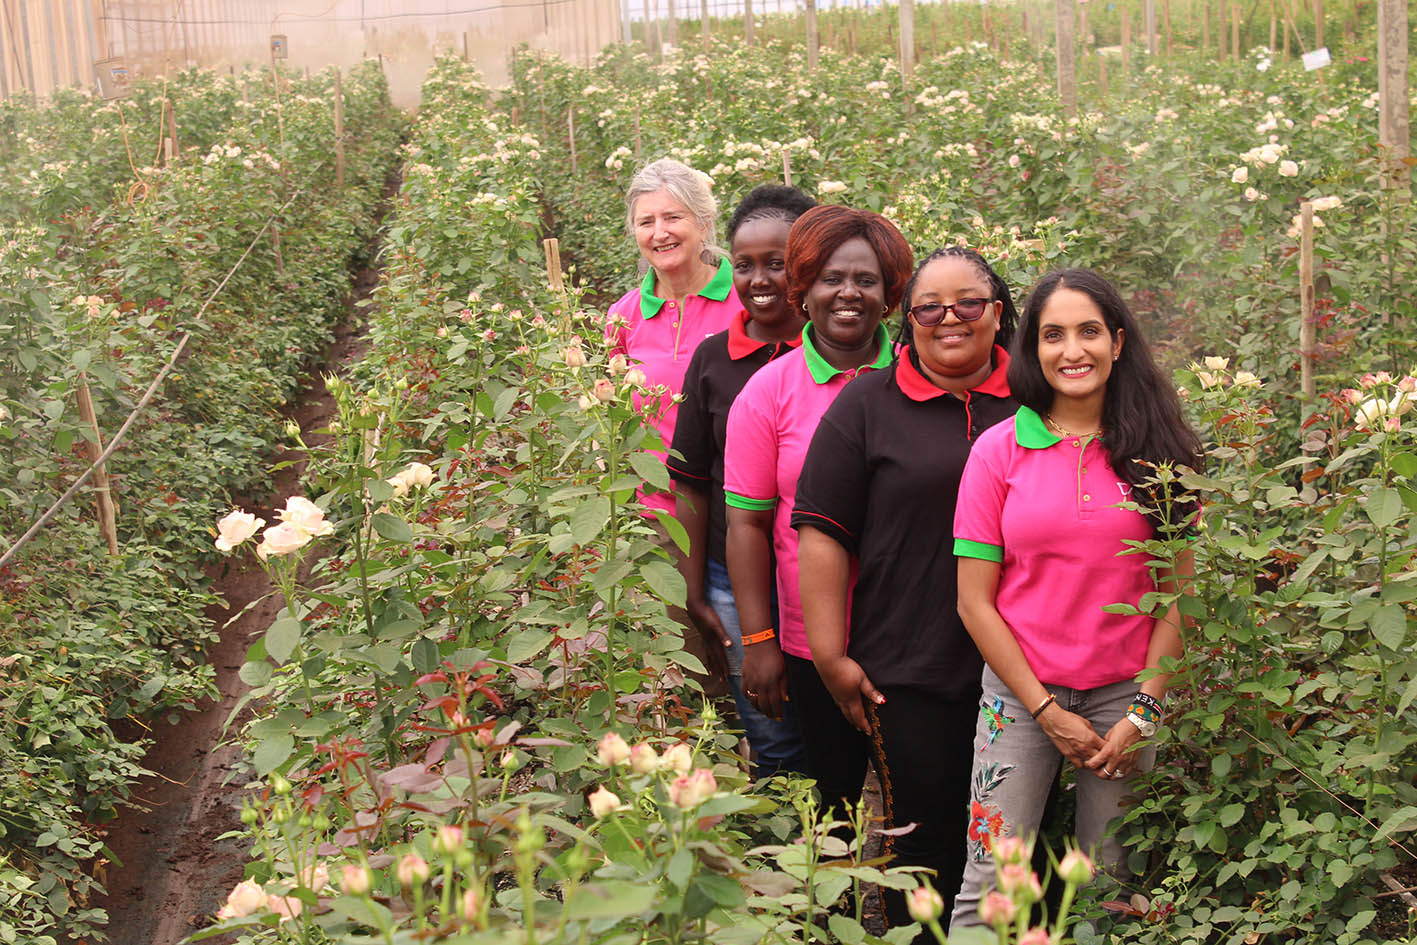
685, 594, 732, 682
1086, 717, 1145, 780
815, 655, 884, 734
742, 642, 788, 720
1036, 706, 1106, 769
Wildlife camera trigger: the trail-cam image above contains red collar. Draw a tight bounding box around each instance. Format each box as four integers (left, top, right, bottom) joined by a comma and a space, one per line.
897, 346, 1012, 402
726, 309, 804, 360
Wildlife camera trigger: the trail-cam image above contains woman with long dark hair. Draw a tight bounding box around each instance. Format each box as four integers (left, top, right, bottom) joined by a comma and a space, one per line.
792, 246, 1018, 937
722, 205, 912, 821
950, 268, 1200, 928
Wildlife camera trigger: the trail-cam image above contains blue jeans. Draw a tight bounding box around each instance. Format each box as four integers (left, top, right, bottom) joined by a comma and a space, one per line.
705, 558, 808, 779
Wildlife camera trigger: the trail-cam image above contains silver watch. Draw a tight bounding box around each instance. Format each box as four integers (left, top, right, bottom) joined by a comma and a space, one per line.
1124, 712, 1157, 738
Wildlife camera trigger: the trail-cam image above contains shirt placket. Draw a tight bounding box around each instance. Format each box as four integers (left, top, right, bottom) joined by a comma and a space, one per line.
1075, 437, 1097, 520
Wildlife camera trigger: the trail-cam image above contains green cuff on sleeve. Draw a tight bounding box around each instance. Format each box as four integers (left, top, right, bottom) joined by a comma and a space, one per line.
954, 538, 1003, 562
725, 491, 776, 511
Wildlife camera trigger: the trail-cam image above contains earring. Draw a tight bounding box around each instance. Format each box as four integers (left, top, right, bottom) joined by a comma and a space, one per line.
882, 305, 890, 315
802, 302, 809, 312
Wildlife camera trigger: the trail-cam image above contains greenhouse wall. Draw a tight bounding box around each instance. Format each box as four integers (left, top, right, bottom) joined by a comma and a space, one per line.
0, 0, 623, 105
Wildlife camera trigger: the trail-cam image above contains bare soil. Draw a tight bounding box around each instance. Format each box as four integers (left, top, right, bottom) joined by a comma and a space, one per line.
85, 264, 380, 945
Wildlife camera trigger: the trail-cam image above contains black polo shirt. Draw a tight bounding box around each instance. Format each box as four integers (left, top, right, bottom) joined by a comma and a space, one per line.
790, 346, 1016, 696
667, 310, 803, 565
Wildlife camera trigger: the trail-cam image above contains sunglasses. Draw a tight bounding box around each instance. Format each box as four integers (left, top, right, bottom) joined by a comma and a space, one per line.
907, 298, 993, 326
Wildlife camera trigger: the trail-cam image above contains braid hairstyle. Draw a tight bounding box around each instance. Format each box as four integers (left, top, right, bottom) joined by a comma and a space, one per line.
1009, 268, 1202, 528
726, 184, 817, 246
896, 246, 1019, 353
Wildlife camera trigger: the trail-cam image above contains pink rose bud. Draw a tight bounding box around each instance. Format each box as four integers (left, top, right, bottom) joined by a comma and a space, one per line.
267, 892, 303, 923
980, 890, 1017, 926
624, 368, 647, 389
608, 354, 629, 375
340, 864, 372, 895
660, 742, 692, 774
592, 378, 616, 402
629, 742, 659, 774
1057, 847, 1095, 884
1018, 927, 1052, 945
397, 853, 430, 887
1341, 388, 1363, 404
588, 785, 624, 818
460, 885, 484, 920
562, 345, 588, 367
597, 732, 631, 766
906, 885, 945, 923
435, 825, 465, 854
1398, 376, 1417, 393
992, 834, 1030, 865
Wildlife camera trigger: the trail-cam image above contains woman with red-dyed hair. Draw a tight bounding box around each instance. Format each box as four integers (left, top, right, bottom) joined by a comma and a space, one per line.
722, 205, 912, 821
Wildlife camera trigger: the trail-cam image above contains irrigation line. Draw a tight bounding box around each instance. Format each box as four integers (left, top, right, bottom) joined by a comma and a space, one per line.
0, 184, 309, 573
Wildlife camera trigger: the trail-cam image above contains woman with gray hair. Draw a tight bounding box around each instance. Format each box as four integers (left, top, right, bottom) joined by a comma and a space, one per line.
605, 158, 742, 519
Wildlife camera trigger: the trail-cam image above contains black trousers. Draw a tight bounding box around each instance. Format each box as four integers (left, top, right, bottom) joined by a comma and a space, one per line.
867, 686, 980, 941
783, 652, 874, 825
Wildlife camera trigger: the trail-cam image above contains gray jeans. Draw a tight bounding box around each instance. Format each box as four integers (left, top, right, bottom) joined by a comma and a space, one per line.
949, 665, 1155, 931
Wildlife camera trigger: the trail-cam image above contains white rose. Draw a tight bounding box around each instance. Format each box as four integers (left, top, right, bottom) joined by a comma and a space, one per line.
256, 521, 311, 559
1203, 356, 1230, 370
215, 509, 265, 552
1231, 166, 1248, 183
1244, 187, 1261, 202
1233, 371, 1261, 388
1278, 160, 1299, 177
660, 742, 692, 774
279, 496, 333, 538
216, 879, 268, 919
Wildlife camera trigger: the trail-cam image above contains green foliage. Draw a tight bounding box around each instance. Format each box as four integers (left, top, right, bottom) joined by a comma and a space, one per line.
0, 62, 402, 940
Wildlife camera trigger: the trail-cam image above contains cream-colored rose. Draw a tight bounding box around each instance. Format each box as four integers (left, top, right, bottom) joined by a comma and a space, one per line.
597, 732, 630, 766
1232, 371, 1261, 388
1230, 166, 1248, 183
340, 864, 372, 895
216, 879, 268, 919
562, 345, 588, 367
279, 496, 333, 538
660, 742, 692, 774
296, 862, 330, 891
1203, 356, 1229, 371
629, 742, 658, 774
256, 521, 310, 559
608, 353, 629, 375
623, 368, 647, 389
1354, 398, 1386, 431
215, 509, 264, 552
588, 785, 625, 818
592, 378, 616, 402
267, 892, 302, 923
1278, 160, 1299, 177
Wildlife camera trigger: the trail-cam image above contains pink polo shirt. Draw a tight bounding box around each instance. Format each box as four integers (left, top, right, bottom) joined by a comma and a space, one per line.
722, 323, 894, 659
953, 406, 1157, 689
605, 257, 741, 515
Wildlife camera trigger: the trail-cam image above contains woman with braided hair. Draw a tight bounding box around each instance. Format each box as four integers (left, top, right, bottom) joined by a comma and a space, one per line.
792, 246, 1018, 938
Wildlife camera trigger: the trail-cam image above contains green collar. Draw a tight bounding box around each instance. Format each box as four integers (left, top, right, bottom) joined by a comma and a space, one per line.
1014, 406, 1063, 448
801, 321, 895, 384
639, 256, 734, 319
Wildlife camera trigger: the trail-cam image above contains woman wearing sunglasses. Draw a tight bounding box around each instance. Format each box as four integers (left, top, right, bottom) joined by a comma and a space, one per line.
792, 246, 1017, 936
948, 269, 1199, 928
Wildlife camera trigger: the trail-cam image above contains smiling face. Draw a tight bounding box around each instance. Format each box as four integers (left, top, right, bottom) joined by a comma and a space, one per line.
908, 255, 1001, 391
631, 188, 707, 276
1037, 286, 1124, 407
804, 237, 887, 359
730, 216, 799, 335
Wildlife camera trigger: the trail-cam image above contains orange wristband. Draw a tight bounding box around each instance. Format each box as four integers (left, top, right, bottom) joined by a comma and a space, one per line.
742, 628, 777, 646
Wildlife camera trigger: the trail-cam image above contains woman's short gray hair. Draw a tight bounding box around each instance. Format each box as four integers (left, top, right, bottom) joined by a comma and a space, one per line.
625, 158, 720, 255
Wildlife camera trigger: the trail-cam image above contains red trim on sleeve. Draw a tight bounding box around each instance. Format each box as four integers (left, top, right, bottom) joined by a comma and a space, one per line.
794, 509, 856, 540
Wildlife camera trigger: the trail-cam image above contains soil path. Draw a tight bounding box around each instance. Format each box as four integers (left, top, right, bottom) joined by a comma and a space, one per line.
88, 219, 390, 945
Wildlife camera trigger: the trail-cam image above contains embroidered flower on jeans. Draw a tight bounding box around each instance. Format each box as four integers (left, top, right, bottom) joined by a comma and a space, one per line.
968, 800, 1006, 859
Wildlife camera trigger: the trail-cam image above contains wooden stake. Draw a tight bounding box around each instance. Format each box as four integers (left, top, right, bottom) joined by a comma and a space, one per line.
463, 31, 470, 61
334, 68, 345, 188
1231, 3, 1240, 60
1299, 201, 1315, 400
702, 0, 710, 50
272, 221, 285, 274
1164, 0, 1173, 53
512, 105, 520, 127
1099, 47, 1109, 98
75, 379, 119, 556
1377, 0, 1410, 193
1056, 0, 1077, 116
543, 238, 565, 292
1121, 8, 1131, 76
633, 107, 643, 159
805, 0, 819, 72
167, 99, 179, 162
1145, 0, 1157, 54
568, 108, 579, 175
782, 149, 792, 186
1312, 0, 1323, 49
745, 0, 754, 44
1270, 13, 1277, 50
899, 0, 915, 78
1203, 3, 1210, 52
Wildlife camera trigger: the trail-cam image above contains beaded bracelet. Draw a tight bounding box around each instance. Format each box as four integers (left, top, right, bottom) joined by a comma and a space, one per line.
742, 628, 777, 646
1133, 692, 1164, 714
1127, 702, 1162, 724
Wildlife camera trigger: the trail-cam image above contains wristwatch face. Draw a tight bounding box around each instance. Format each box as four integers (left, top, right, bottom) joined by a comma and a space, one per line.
1127, 713, 1157, 738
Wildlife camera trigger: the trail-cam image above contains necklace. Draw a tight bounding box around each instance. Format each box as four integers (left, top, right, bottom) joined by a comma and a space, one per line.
1045, 413, 1103, 438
